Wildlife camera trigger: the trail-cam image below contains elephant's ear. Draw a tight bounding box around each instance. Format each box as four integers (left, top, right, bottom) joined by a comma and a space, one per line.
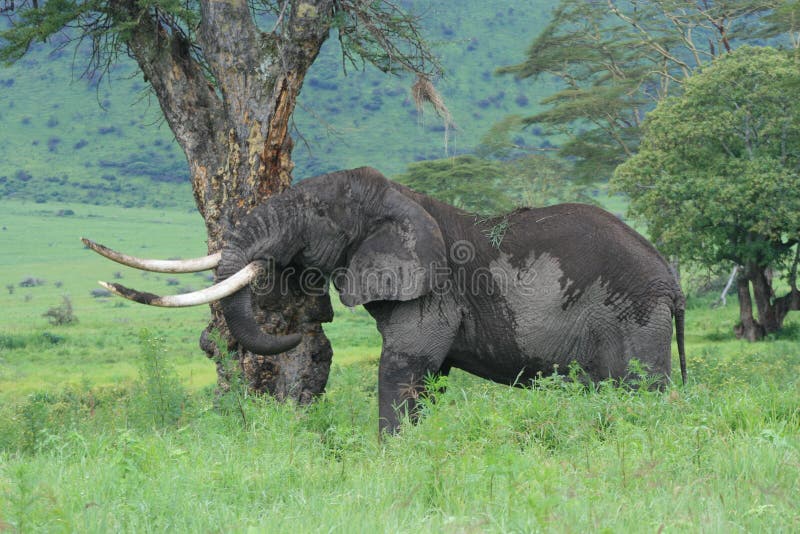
334, 188, 447, 307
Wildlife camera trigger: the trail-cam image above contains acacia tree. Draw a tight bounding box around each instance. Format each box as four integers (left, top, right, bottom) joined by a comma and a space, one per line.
1, 0, 442, 400
613, 46, 800, 341
497, 0, 786, 182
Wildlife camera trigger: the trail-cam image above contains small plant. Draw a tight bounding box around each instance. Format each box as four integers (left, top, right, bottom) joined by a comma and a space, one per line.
19, 276, 45, 287
90, 288, 112, 298
130, 330, 186, 429
6, 284, 14, 294
485, 217, 509, 248
416, 372, 450, 419
19, 392, 53, 453
209, 330, 250, 428
47, 137, 61, 153
42, 296, 77, 325
622, 358, 660, 390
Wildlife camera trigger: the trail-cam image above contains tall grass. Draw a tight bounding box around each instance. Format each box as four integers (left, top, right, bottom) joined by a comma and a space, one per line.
1, 324, 798, 532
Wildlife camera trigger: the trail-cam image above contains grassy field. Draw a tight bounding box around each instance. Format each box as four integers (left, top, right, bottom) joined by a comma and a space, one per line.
1, 199, 799, 532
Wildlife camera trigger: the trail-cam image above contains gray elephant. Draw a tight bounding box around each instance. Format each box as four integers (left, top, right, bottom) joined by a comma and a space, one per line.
85, 167, 686, 433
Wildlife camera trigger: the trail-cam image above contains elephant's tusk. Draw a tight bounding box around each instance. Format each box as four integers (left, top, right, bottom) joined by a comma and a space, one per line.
97, 262, 263, 307
82, 237, 221, 273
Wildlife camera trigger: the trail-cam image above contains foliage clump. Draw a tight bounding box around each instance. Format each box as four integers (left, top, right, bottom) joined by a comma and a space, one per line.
613, 46, 800, 339
395, 154, 580, 216
19, 276, 45, 287
129, 330, 186, 429
42, 295, 77, 325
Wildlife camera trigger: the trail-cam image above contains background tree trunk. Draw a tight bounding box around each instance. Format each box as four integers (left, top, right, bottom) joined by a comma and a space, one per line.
735, 272, 763, 341
750, 266, 781, 334
735, 260, 800, 341
120, 0, 336, 401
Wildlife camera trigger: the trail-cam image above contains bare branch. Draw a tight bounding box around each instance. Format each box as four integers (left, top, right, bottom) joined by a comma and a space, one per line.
333, 0, 441, 78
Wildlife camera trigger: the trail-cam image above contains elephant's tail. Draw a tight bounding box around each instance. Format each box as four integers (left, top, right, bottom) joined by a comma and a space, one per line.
675, 304, 687, 385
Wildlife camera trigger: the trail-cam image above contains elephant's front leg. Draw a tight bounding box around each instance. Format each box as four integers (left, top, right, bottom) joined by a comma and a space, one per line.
370, 297, 460, 435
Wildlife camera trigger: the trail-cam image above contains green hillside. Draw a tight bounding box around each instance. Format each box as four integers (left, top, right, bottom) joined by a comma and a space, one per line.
0, 1, 559, 208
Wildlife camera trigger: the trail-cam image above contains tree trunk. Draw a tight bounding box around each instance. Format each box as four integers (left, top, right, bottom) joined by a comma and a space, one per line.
734, 271, 763, 341
735, 260, 800, 341
118, 0, 336, 401
751, 266, 781, 334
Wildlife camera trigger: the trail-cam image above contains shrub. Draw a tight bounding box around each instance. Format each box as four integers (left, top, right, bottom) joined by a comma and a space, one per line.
42, 296, 78, 326
19, 277, 45, 287
308, 77, 338, 91
47, 137, 61, 152
129, 330, 187, 429
91, 288, 112, 298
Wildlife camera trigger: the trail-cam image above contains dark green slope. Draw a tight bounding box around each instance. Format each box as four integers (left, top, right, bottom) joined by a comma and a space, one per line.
0, 1, 557, 208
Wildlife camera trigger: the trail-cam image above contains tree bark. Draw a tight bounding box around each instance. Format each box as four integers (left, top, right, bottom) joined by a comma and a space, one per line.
118, 0, 336, 402
751, 266, 781, 334
734, 261, 800, 341
734, 271, 763, 341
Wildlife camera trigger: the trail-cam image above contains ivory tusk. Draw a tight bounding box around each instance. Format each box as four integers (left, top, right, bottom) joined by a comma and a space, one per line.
82, 237, 221, 273
98, 262, 263, 307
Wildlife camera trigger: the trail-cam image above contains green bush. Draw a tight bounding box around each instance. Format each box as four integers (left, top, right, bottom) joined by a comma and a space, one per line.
128, 330, 187, 429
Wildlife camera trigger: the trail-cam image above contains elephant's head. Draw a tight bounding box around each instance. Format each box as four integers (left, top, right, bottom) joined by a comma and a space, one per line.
84, 167, 447, 355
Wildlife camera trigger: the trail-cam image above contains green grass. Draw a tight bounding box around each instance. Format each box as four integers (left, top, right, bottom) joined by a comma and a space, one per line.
1, 201, 799, 532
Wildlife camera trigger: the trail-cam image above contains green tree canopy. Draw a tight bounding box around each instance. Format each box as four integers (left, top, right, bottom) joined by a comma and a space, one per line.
613, 46, 800, 339
395, 154, 579, 216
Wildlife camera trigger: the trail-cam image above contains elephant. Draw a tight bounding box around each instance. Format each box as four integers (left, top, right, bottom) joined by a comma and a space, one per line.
85, 167, 686, 434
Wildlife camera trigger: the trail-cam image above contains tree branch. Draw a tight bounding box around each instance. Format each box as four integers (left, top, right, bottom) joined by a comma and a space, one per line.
111, 0, 226, 215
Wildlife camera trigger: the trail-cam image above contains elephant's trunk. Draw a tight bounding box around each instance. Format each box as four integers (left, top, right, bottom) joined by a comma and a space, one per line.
220, 286, 302, 355
218, 201, 303, 355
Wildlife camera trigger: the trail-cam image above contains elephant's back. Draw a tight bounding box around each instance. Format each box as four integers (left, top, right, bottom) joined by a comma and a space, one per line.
503, 203, 679, 307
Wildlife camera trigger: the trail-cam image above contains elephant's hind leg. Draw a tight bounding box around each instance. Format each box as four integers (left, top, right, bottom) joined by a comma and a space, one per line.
619, 306, 675, 389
